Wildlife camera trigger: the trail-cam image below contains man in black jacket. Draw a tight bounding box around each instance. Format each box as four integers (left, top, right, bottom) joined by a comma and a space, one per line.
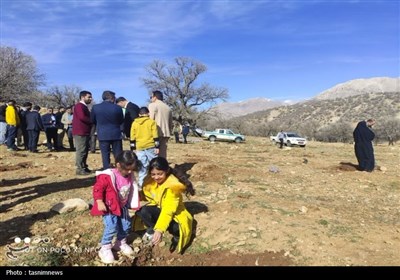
19, 102, 32, 150
26, 105, 44, 152
116, 96, 140, 139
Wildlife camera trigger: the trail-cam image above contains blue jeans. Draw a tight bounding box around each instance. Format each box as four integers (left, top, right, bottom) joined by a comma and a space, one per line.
0, 122, 7, 144
101, 206, 131, 245
137, 148, 157, 188
6, 125, 17, 149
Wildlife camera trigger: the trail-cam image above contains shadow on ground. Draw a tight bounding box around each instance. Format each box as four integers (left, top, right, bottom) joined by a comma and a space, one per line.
338, 162, 359, 171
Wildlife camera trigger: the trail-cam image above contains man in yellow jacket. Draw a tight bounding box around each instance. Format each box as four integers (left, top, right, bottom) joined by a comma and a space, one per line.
5, 100, 20, 151
133, 157, 194, 253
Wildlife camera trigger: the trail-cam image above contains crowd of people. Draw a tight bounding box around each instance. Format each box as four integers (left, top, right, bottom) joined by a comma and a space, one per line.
0, 90, 178, 174
0, 89, 195, 264
2, 91, 382, 264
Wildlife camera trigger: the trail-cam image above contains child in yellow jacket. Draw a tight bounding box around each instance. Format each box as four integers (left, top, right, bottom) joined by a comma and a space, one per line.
130, 106, 159, 189
134, 157, 195, 253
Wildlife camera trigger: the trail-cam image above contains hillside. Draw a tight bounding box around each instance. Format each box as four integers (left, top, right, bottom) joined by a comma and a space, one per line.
210, 97, 290, 118
235, 91, 400, 138
211, 77, 399, 118
202, 77, 399, 139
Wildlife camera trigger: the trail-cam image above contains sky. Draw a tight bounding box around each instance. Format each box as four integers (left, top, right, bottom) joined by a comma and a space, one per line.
1, 0, 399, 106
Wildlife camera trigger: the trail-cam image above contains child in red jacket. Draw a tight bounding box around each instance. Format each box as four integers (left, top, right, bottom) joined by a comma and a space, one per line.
91, 150, 140, 264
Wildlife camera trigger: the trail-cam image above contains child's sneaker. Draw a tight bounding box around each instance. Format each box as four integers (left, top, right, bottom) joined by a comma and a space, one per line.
99, 244, 114, 264
113, 239, 134, 256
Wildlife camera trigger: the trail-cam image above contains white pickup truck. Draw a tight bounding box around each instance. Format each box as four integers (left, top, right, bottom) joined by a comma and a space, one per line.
202, 128, 245, 143
270, 132, 307, 147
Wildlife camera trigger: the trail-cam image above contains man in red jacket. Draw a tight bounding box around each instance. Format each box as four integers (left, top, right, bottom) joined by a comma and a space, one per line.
72, 91, 93, 175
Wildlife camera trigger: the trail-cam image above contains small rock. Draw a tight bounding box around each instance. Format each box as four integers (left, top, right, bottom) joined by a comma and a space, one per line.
284, 251, 290, 256
269, 166, 280, 173
300, 206, 308, 213
133, 247, 140, 253
51, 198, 89, 214
53, 228, 66, 234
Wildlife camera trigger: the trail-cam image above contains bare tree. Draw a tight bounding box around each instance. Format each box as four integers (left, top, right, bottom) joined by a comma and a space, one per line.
298, 119, 320, 141
29, 91, 49, 107
374, 118, 400, 144
141, 57, 229, 124
0, 46, 45, 103
254, 121, 277, 138
226, 118, 247, 134
46, 85, 82, 108
315, 122, 353, 143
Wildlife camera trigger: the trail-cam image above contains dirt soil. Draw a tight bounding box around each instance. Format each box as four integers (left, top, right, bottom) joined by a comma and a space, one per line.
1, 136, 399, 267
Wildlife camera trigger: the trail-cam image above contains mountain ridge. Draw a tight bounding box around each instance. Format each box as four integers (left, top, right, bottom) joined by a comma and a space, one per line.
212, 77, 399, 117
313, 77, 399, 100
202, 77, 399, 141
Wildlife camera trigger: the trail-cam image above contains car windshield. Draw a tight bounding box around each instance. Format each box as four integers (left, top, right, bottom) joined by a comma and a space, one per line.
287, 133, 301, 138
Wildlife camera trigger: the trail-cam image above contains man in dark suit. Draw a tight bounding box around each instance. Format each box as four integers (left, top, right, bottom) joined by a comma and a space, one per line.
116, 96, 139, 139
91, 91, 124, 170
54, 106, 66, 150
41, 108, 58, 150
26, 105, 44, 152
19, 102, 32, 150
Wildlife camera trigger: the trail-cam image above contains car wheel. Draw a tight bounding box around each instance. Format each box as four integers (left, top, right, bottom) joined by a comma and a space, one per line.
209, 136, 216, 142
286, 141, 292, 147
235, 137, 242, 143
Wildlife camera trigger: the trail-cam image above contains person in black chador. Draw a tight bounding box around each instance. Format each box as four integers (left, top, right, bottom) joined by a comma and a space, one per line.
353, 119, 376, 172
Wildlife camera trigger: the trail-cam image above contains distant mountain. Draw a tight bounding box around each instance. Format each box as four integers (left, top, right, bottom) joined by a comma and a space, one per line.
237, 91, 400, 139
313, 77, 400, 100
210, 77, 399, 118
210, 97, 291, 118
203, 77, 399, 139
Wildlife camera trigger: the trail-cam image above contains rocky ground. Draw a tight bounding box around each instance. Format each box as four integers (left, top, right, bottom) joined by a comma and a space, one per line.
0, 135, 399, 267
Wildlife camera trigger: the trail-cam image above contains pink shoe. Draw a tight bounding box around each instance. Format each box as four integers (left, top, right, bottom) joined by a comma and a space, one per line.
99, 244, 115, 264
113, 238, 134, 256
